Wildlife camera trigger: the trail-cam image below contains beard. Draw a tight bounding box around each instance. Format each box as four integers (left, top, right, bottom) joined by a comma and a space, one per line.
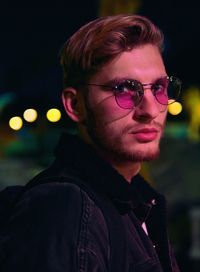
81, 101, 162, 163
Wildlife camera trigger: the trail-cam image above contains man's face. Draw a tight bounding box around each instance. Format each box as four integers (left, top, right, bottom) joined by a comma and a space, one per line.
79, 44, 168, 163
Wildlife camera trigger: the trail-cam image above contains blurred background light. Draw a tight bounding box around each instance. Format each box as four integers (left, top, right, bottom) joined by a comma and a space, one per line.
168, 102, 183, 115
46, 108, 61, 122
23, 108, 38, 122
9, 116, 23, 130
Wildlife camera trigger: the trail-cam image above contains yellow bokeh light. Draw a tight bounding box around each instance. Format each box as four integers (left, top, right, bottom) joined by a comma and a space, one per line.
168, 102, 183, 115
46, 108, 61, 122
9, 116, 23, 130
23, 108, 38, 122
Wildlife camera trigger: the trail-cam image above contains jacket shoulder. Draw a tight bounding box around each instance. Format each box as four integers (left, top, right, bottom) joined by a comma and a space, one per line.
1, 180, 110, 272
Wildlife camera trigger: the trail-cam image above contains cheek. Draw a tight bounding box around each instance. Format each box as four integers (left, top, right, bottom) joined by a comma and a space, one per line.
155, 105, 168, 123
90, 95, 133, 125
160, 109, 168, 123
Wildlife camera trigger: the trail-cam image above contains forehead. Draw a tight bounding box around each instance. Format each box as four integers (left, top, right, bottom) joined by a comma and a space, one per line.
90, 44, 166, 83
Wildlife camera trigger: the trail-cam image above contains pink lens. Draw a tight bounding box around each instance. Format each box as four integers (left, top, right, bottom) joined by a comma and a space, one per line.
116, 92, 134, 109
156, 92, 168, 105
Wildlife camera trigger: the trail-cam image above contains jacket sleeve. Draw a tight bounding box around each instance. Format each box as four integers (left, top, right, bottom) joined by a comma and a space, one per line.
1, 182, 109, 272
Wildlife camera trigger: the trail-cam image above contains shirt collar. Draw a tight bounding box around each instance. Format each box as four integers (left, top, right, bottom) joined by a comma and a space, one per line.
54, 133, 162, 220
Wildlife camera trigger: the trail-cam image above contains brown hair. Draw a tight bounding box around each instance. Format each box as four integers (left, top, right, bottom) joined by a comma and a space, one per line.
60, 14, 164, 88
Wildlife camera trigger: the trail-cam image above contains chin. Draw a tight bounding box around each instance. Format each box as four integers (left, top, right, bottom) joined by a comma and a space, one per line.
119, 151, 159, 163
129, 140, 161, 161
123, 145, 160, 162
133, 150, 160, 162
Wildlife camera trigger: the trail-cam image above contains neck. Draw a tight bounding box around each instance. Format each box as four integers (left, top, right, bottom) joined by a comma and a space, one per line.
78, 128, 141, 183
102, 155, 141, 183
89, 144, 141, 183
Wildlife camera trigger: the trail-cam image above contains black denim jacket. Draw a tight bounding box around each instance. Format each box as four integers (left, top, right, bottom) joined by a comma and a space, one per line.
0, 133, 180, 272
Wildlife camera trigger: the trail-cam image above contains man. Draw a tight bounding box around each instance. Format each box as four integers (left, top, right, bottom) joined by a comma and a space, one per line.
0, 15, 181, 271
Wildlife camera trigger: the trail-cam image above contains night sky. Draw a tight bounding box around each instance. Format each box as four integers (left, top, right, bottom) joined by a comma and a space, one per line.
0, 0, 199, 117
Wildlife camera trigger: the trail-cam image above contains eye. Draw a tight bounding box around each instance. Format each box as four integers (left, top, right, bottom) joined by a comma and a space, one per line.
152, 78, 168, 94
152, 84, 164, 92
115, 81, 131, 93
115, 80, 142, 94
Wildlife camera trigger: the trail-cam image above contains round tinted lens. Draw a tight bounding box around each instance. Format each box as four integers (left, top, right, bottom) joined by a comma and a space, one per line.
153, 77, 181, 105
115, 80, 143, 109
153, 77, 169, 105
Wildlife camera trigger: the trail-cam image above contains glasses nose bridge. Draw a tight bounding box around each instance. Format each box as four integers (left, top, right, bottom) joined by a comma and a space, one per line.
141, 83, 153, 92
138, 82, 164, 115
140, 83, 159, 104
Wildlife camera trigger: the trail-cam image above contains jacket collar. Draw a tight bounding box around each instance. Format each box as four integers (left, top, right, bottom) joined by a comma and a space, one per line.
54, 133, 164, 220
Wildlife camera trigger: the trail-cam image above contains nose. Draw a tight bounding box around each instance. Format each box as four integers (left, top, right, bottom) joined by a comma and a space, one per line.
133, 87, 164, 121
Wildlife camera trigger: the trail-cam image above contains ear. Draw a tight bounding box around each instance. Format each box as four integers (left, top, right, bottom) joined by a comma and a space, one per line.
62, 87, 81, 122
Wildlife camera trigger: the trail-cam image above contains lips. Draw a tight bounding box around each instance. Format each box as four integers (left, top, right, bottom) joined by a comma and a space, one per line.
131, 128, 159, 142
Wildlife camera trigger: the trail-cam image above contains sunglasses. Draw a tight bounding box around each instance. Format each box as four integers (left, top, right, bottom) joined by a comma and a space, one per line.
80, 76, 181, 109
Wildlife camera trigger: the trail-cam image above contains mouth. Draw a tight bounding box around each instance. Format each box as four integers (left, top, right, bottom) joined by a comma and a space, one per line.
130, 128, 159, 142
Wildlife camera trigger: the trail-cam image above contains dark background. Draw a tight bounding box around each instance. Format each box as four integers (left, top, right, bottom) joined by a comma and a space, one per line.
0, 0, 200, 114
0, 1, 200, 271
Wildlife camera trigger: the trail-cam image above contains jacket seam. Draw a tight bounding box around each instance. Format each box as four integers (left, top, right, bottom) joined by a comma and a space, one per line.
77, 190, 91, 272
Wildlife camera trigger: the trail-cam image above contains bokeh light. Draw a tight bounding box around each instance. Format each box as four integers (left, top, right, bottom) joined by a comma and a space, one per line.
23, 108, 38, 122
168, 102, 183, 115
46, 108, 61, 122
9, 116, 23, 130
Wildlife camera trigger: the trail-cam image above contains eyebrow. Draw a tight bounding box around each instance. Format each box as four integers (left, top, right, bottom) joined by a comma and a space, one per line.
87, 75, 168, 88
95, 75, 168, 87
99, 77, 132, 87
